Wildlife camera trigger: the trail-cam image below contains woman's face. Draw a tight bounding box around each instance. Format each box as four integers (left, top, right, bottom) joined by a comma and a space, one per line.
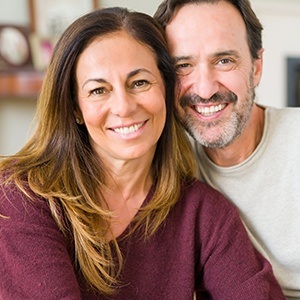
76, 31, 166, 165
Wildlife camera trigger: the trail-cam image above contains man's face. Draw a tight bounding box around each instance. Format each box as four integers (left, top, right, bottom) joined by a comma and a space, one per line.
165, 2, 263, 148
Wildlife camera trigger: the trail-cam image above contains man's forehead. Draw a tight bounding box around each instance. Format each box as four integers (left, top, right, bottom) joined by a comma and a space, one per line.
165, 2, 246, 41
165, 2, 249, 59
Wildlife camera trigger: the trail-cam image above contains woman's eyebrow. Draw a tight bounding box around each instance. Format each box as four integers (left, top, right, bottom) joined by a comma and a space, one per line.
82, 78, 107, 88
82, 68, 154, 88
127, 68, 153, 78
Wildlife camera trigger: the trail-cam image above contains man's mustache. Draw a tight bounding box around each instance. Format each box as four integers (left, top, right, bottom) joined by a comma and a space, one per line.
179, 91, 238, 107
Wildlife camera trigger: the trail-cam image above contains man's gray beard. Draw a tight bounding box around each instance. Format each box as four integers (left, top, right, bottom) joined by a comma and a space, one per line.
179, 85, 255, 149
183, 110, 243, 148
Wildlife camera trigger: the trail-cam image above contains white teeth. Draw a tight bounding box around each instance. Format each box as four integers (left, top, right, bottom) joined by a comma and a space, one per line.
195, 104, 226, 116
114, 123, 143, 134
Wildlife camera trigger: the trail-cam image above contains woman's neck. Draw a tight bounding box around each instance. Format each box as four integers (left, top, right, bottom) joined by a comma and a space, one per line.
100, 155, 154, 239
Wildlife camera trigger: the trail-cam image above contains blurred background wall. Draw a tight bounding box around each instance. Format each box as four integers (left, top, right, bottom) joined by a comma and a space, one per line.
1, 0, 300, 155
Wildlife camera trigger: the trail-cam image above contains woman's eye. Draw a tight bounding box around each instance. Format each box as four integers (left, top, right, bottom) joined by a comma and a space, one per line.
90, 87, 107, 95
132, 80, 150, 89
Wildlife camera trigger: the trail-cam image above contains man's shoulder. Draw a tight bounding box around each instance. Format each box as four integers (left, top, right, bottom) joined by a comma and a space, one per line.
265, 105, 300, 117
264, 105, 300, 129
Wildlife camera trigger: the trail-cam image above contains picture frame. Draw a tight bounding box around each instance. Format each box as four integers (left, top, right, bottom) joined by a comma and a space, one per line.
28, 0, 100, 37
287, 57, 300, 107
0, 25, 33, 70
27, 0, 99, 70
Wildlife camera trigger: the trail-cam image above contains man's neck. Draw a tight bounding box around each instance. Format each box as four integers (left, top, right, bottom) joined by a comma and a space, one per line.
204, 104, 265, 167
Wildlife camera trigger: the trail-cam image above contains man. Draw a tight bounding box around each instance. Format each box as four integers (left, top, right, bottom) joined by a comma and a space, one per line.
154, 0, 300, 299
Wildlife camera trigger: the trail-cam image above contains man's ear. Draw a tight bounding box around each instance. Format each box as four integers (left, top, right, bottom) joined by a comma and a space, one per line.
254, 48, 264, 87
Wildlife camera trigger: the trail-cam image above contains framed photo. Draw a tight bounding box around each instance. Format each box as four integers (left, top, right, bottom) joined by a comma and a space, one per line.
27, 0, 99, 70
28, 0, 100, 38
0, 25, 32, 70
287, 57, 300, 107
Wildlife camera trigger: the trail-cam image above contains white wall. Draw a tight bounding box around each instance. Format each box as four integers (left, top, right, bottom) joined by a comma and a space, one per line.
101, 0, 162, 15
1, 0, 300, 155
252, 0, 300, 108
0, 99, 36, 155
0, 0, 28, 25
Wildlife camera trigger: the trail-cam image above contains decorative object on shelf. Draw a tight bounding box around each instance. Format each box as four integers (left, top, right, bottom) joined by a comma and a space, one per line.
29, 34, 55, 71
0, 25, 33, 70
0, 1, 100, 98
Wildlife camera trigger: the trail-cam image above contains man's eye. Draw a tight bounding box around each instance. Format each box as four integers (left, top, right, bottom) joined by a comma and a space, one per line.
175, 63, 192, 76
180, 63, 190, 68
175, 63, 190, 70
218, 58, 231, 65
215, 58, 236, 71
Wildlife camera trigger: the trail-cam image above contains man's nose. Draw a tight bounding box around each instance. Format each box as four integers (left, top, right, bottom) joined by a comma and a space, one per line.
189, 65, 219, 100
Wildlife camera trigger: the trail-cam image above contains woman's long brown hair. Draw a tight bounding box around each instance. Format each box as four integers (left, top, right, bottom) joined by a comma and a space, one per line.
0, 7, 196, 295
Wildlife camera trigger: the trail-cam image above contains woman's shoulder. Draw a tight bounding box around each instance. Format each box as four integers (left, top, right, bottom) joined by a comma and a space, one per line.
181, 178, 235, 210
0, 175, 52, 226
168, 179, 243, 251
174, 179, 238, 224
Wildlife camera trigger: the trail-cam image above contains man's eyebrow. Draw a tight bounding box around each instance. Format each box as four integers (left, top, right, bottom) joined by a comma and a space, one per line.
212, 50, 241, 59
172, 51, 241, 63
172, 56, 192, 64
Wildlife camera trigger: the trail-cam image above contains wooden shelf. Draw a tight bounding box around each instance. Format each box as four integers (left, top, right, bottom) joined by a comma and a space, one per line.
0, 70, 44, 99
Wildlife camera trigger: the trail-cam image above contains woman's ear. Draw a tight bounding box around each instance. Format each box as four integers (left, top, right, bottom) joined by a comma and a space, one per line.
74, 111, 84, 125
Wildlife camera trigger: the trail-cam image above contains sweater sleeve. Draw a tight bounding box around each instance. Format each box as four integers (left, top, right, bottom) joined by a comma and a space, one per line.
193, 185, 284, 299
0, 184, 82, 300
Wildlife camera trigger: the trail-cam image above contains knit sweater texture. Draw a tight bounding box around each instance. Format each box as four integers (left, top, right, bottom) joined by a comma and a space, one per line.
0, 178, 284, 299
193, 106, 300, 299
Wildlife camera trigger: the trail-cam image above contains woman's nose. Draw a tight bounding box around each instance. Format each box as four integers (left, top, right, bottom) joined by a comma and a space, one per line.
110, 90, 137, 117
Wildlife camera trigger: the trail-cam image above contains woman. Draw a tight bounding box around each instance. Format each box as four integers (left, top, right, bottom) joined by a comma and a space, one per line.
0, 7, 284, 299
